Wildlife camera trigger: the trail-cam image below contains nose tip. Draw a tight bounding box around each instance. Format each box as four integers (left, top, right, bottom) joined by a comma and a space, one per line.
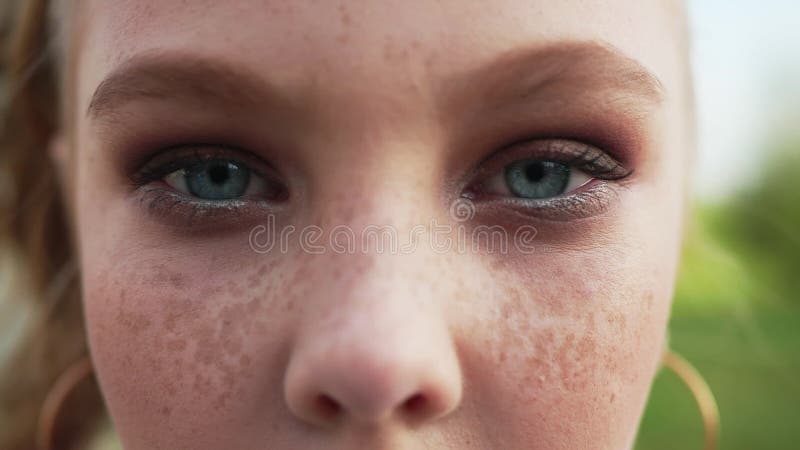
284, 336, 462, 428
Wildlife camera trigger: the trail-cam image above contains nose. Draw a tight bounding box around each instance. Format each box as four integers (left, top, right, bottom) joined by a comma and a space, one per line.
283, 283, 462, 428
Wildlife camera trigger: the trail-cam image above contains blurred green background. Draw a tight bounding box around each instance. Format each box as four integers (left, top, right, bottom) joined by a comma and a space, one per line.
634, 136, 800, 450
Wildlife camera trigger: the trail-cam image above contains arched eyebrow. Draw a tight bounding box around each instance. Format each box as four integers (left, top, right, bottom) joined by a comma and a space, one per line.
86, 51, 300, 120
439, 39, 665, 122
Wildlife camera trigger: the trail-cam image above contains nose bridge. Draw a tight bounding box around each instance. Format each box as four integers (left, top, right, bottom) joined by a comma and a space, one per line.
296, 223, 450, 342
303, 248, 443, 341
283, 248, 463, 428
280, 119, 465, 426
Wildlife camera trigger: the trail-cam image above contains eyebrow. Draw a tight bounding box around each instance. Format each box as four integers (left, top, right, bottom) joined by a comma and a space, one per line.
440, 40, 665, 120
86, 51, 297, 120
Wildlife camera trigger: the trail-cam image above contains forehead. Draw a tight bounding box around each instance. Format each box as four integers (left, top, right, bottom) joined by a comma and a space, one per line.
75, 0, 684, 98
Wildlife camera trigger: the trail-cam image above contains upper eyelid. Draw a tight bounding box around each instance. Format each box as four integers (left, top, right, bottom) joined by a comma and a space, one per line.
131, 145, 281, 186
472, 139, 632, 182
565, 146, 632, 179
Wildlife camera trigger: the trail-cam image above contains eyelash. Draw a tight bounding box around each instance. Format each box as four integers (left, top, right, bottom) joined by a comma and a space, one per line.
130, 145, 287, 227
463, 139, 632, 221
130, 139, 631, 225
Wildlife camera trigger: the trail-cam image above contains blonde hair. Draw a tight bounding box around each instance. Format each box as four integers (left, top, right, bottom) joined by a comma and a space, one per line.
0, 0, 104, 449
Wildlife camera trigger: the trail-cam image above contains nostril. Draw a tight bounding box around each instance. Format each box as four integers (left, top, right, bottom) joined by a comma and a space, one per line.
401, 393, 428, 415
316, 394, 342, 419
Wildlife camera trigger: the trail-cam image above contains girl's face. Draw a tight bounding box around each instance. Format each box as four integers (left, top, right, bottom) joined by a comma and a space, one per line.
68, 1, 689, 448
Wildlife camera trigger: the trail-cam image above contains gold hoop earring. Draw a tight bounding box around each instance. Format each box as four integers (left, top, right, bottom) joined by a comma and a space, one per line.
37, 355, 94, 450
662, 349, 720, 450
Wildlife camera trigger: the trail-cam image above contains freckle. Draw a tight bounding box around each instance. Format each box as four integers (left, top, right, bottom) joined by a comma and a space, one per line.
604, 350, 617, 371
239, 355, 251, 368
200, 284, 223, 298
576, 335, 595, 356
212, 392, 232, 411
222, 336, 243, 356
257, 261, 276, 278
500, 301, 512, 320
338, 4, 351, 26
584, 312, 597, 331
291, 265, 310, 285
336, 34, 349, 44
246, 272, 260, 289
253, 320, 269, 335
541, 329, 556, 348
555, 333, 575, 376
231, 286, 244, 299
169, 272, 187, 289
160, 406, 172, 417
247, 297, 261, 314
193, 373, 210, 396
166, 339, 187, 352
164, 316, 175, 332
192, 324, 217, 365
116, 309, 152, 335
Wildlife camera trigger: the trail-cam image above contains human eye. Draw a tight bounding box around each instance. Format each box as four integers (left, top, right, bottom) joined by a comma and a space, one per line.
130, 145, 288, 227
464, 139, 633, 221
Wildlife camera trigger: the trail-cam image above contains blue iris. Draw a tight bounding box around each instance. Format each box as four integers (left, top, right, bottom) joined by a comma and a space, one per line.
185, 160, 250, 200
504, 160, 570, 199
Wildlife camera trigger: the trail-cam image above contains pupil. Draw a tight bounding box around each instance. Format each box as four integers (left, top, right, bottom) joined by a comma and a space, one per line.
524, 162, 545, 182
208, 164, 230, 185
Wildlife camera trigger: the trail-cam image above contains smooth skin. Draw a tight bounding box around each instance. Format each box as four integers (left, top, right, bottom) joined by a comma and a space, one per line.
58, 0, 691, 449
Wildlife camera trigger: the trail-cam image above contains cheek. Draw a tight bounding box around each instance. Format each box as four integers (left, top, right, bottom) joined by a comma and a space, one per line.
458, 254, 671, 449
82, 249, 296, 447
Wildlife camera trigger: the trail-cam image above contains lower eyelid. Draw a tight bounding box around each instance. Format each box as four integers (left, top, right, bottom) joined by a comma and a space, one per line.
473, 180, 622, 222
133, 185, 280, 230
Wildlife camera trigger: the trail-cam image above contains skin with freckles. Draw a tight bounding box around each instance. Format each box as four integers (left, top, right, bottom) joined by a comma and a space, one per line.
58, 0, 691, 449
